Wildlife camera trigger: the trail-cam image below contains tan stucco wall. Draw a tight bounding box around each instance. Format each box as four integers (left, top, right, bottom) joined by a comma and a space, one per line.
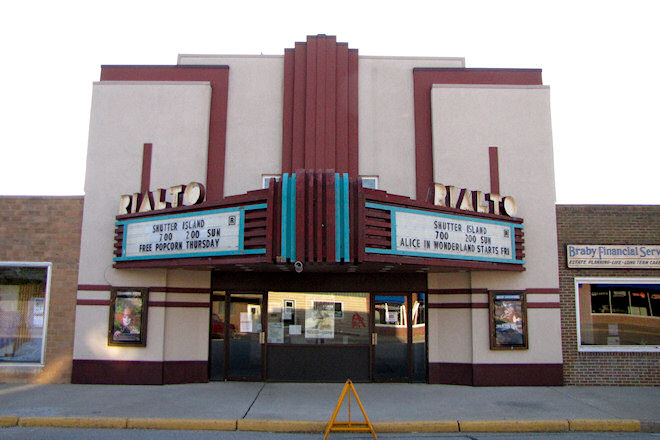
178, 55, 284, 196
358, 57, 464, 198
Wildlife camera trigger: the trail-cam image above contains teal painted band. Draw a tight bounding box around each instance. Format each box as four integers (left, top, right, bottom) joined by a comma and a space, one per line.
289, 174, 296, 261
114, 248, 267, 262
342, 174, 350, 261
365, 247, 525, 265
335, 175, 342, 262
280, 173, 296, 261
281, 173, 290, 259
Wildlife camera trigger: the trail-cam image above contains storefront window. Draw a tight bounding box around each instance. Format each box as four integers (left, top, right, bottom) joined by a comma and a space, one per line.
577, 278, 660, 351
267, 292, 369, 344
0, 263, 51, 364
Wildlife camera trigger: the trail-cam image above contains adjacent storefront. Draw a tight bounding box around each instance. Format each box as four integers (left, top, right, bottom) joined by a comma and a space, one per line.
557, 205, 660, 385
0, 196, 84, 383
71, 35, 563, 386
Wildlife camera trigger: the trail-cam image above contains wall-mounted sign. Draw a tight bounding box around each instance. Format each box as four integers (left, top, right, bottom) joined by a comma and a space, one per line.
114, 205, 266, 261
118, 182, 206, 215
434, 183, 517, 217
567, 244, 660, 269
366, 203, 522, 265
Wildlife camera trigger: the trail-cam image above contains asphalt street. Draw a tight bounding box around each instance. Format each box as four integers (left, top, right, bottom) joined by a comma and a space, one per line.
1, 427, 659, 440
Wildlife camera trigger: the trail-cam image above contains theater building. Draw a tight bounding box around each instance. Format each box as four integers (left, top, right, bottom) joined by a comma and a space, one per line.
71, 35, 563, 386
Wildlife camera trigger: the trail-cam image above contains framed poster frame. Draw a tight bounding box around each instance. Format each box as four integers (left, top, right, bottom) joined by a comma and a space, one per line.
108, 288, 149, 346
489, 291, 528, 350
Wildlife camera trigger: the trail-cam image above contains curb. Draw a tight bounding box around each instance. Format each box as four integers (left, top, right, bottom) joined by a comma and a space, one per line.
0, 416, 653, 433
237, 419, 327, 432
459, 420, 569, 432
0, 415, 18, 427
127, 418, 236, 431
569, 419, 641, 432
18, 417, 127, 429
373, 420, 459, 432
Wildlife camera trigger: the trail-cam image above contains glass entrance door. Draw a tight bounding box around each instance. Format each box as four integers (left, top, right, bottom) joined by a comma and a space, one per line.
209, 292, 264, 381
372, 293, 426, 382
227, 293, 264, 380
373, 295, 409, 381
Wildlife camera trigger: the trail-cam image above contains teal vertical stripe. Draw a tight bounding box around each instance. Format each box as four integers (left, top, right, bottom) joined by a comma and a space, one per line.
289, 174, 296, 261
335, 176, 342, 261
280, 173, 296, 261
342, 174, 350, 262
335, 173, 350, 262
238, 207, 245, 252
281, 173, 289, 259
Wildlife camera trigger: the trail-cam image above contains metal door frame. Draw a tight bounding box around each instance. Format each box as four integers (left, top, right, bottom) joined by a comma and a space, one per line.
209, 290, 267, 381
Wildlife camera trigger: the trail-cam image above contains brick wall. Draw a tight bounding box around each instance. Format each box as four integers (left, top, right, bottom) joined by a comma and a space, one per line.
557, 205, 660, 385
0, 196, 84, 383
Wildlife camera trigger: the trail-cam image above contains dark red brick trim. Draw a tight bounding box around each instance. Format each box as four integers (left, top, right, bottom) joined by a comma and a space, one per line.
413, 68, 543, 200
148, 301, 210, 308
281, 35, 359, 176
489, 146, 499, 195
100, 65, 229, 201
429, 362, 563, 386
76, 299, 110, 306
71, 360, 208, 384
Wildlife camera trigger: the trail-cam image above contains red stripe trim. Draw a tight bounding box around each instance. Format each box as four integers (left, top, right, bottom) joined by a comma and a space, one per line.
147, 287, 210, 294
78, 285, 209, 294
489, 146, 499, 195
336, 43, 349, 173
77, 299, 110, 306
428, 288, 489, 295
428, 303, 489, 309
347, 49, 359, 177
315, 36, 327, 169
413, 68, 543, 200
78, 284, 112, 291
149, 301, 210, 308
282, 48, 295, 174
527, 302, 561, 309
304, 37, 317, 169
324, 37, 337, 171
292, 43, 307, 171
141, 143, 153, 195
526, 288, 560, 294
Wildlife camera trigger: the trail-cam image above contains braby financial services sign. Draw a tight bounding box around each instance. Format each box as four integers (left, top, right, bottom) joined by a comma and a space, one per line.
567, 244, 660, 268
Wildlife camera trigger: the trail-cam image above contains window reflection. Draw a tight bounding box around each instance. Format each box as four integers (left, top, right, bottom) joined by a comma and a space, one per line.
0, 265, 49, 364
579, 283, 660, 347
267, 292, 369, 344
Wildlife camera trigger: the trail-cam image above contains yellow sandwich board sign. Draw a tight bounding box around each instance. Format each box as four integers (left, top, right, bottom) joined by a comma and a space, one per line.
324, 379, 377, 439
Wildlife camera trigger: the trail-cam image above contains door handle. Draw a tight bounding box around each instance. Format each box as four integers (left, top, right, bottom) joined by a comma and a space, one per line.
371, 333, 377, 345
259, 332, 265, 344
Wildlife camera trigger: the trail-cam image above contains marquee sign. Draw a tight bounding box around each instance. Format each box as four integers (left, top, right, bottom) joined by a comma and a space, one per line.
114, 205, 267, 262
567, 244, 660, 268
365, 203, 523, 265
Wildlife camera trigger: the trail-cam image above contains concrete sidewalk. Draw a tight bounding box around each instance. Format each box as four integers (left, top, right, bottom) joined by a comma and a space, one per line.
0, 382, 658, 433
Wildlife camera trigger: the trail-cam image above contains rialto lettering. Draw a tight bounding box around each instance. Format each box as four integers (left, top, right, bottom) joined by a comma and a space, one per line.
433, 183, 517, 217
118, 182, 206, 214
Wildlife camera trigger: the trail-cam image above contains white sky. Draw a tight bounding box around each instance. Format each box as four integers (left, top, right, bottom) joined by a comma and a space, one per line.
1, 0, 658, 204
